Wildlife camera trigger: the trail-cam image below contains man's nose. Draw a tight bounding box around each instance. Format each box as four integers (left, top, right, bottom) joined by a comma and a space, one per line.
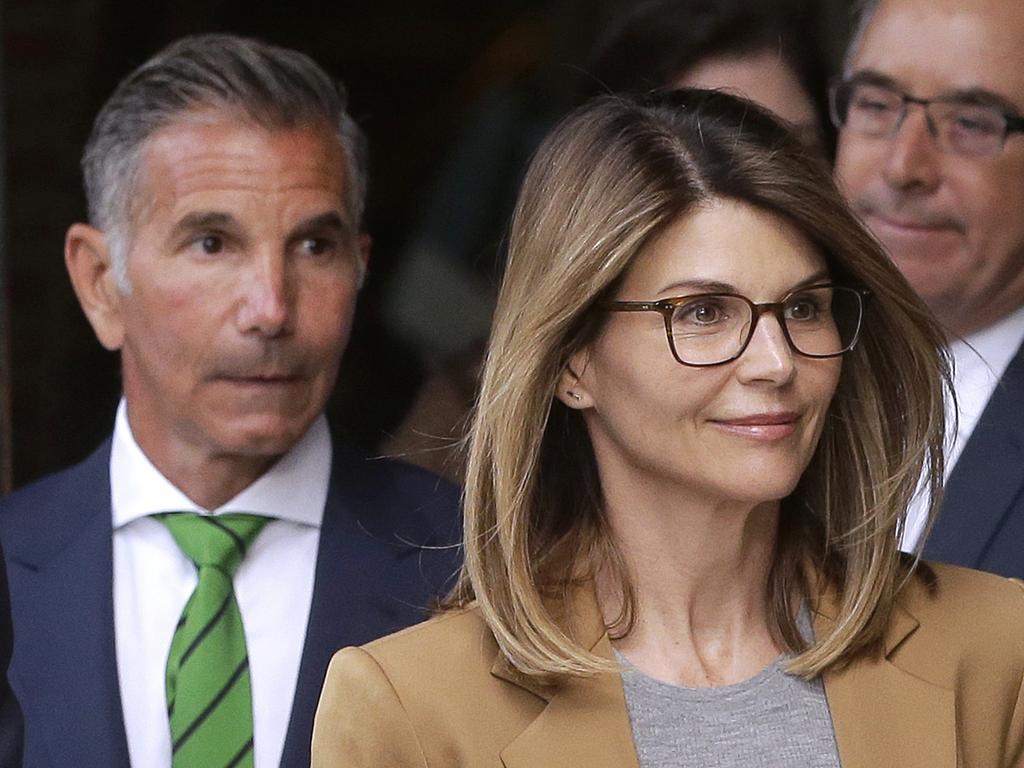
735, 313, 796, 386
236, 252, 292, 337
882, 107, 942, 192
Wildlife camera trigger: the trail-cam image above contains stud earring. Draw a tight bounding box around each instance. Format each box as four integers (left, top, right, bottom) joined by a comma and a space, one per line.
568, 391, 582, 401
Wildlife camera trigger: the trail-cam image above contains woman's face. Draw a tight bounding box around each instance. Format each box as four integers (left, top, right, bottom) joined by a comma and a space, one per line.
564, 198, 842, 507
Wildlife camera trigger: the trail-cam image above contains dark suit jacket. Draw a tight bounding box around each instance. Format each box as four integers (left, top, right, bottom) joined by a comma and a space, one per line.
0, 540, 23, 767
0, 439, 461, 768
925, 337, 1024, 578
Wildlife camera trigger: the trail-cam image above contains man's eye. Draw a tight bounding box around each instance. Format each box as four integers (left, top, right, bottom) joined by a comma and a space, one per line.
950, 108, 1002, 136
199, 235, 224, 254
301, 237, 335, 256
852, 95, 895, 114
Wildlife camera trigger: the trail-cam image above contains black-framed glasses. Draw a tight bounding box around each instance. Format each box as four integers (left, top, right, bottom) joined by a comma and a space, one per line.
603, 283, 869, 367
830, 78, 1024, 158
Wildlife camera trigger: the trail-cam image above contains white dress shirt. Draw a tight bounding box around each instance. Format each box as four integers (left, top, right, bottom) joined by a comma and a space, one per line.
901, 305, 1024, 552
111, 400, 330, 768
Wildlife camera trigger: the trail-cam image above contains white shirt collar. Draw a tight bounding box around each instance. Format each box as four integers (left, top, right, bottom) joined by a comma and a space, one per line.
950, 304, 1024, 382
110, 399, 330, 529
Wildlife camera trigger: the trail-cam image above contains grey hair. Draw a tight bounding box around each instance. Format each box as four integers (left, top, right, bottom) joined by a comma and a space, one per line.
81, 33, 369, 290
843, 0, 882, 74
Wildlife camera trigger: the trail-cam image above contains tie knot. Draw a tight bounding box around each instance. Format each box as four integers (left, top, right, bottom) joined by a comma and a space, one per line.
157, 513, 270, 575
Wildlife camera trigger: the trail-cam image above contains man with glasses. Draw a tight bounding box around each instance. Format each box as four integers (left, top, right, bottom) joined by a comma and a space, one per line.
832, 0, 1024, 578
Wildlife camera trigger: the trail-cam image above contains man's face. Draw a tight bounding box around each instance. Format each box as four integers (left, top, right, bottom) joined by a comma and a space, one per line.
834, 0, 1024, 337
112, 115, 365, 465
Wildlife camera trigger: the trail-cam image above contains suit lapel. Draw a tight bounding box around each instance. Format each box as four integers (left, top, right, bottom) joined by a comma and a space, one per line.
492, 588, 641, 768
280, 453, 373, 768
281, 447, 460, 768
926, 340, 1024, 568
5, 443, 130, 767
818, 602, 957, 767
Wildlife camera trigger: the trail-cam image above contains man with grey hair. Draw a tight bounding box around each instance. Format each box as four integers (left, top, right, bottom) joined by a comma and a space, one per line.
832, 0, 1024, 578
0, 34, 459, 768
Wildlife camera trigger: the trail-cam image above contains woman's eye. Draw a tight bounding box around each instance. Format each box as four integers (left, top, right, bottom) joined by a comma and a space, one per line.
678, 301, 725, 325
786, 299, 818, 321
693, 305, 719, 323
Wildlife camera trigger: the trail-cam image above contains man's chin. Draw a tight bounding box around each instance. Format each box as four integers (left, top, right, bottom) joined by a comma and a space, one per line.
207, 414, 316, 459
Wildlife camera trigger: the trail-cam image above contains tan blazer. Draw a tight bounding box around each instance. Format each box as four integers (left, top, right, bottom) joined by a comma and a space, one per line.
313, 563, 1024, 767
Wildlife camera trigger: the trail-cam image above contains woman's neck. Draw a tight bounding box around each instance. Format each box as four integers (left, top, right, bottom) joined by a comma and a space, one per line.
598, 481, 783, 687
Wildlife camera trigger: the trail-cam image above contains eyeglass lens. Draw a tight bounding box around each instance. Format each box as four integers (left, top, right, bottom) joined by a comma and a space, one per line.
837, 81, 1008, 157
668, 286, 863, 365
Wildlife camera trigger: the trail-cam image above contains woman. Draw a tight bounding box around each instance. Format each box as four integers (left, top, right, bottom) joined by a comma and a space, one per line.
313, 90, 1024, 767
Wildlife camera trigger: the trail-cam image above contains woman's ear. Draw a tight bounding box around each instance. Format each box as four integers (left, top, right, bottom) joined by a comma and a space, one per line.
555, 348, 593, 409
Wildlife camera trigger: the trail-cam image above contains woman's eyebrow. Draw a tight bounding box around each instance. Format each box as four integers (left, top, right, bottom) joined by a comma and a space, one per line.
788, 269, 831, 290
656, 269, 830, 297
656, 278, 735, 295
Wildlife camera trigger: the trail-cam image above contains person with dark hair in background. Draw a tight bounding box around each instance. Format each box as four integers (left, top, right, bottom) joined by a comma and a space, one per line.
385, 0, 834, 485
587, 0, 833, 154
314, 90, 1024, 768
0, 34, 459, 768
833, 0, 1024, 578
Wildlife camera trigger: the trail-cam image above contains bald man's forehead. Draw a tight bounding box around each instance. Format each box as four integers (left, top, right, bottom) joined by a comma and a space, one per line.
850, 0, 1024, 110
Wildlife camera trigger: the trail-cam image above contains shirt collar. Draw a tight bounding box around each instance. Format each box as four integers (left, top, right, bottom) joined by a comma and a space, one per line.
110, 399, 330, 530
949, 303, 1024, 389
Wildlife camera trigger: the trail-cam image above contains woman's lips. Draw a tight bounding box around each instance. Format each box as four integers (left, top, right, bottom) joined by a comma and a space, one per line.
708, 412, 799, 441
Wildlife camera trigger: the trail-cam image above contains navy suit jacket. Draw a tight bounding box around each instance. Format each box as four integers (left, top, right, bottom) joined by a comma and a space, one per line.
924, 337, 1024, 578
0, 540, 23, 767
0, 439, 462, 768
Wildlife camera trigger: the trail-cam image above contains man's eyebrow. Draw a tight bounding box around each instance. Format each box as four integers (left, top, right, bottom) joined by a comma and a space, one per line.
168, 211, 237, 240
290, 211, 348, 235
849, 70, 1022, 115
942, 87, 1021, 116
847, 69, 901, 90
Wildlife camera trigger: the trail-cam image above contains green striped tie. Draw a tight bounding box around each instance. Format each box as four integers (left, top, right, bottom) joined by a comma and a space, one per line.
157, 513, 270, 768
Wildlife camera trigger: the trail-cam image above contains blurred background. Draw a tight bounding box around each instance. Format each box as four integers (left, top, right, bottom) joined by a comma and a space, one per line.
0, 0, 853, 492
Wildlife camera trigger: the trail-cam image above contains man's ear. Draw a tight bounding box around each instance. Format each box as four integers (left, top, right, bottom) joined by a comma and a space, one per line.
65, 223, 126, 351
355, 232, 371, 290
555, 347, 594, 409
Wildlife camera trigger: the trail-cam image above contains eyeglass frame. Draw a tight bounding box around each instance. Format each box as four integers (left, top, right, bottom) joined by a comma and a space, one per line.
829, 76, 1024, 157
601, 283, 871, 368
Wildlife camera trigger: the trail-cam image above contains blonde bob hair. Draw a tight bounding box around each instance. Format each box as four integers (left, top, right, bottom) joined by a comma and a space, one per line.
448, 89, 949, 679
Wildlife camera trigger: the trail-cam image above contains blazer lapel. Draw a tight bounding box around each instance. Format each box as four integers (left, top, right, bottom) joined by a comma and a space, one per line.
818, 602, 957, 767
489, 580, 959, 768
5, 443, 130, 767
493, 588, 640, 768
926, 339, 1024, 568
